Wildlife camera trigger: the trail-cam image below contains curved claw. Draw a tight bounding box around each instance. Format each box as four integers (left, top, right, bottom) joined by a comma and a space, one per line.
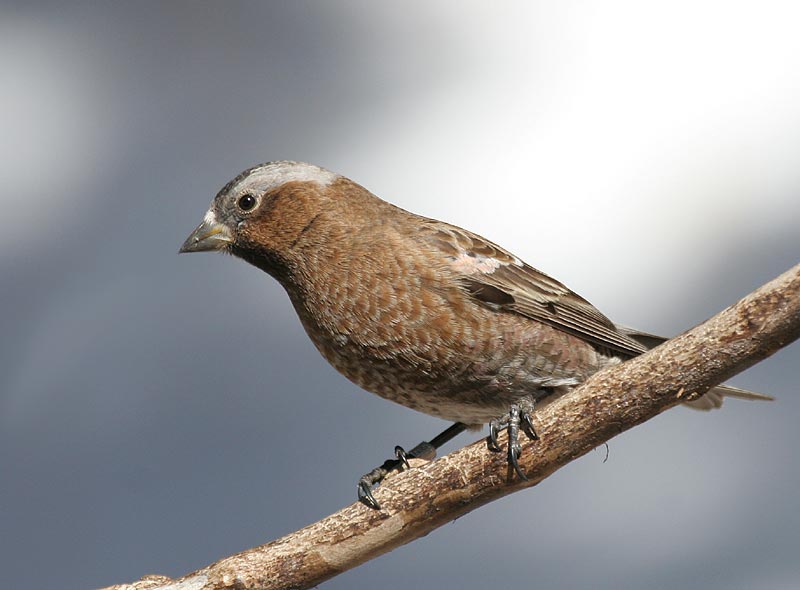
395, 446, 411, 470
358, 462, 396, 510
507, 405, 528, 480
358, 479, 381, 510
520, 410, 538, 441
508, 441, 529, 481
487, 419, 505, 452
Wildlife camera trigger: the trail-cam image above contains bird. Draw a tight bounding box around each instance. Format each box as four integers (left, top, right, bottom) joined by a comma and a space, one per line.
180, 160, 772, 508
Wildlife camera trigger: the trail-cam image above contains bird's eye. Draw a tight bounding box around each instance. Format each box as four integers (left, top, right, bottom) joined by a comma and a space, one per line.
237, 194, 257, 211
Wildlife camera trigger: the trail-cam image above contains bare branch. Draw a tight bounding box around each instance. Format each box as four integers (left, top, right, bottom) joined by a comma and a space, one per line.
104, 263, 800, 590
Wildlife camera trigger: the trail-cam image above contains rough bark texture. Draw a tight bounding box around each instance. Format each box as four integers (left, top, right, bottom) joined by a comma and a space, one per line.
103, 263, 800, 590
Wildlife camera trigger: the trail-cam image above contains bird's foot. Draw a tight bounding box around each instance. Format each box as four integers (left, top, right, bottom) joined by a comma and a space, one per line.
357, 442, 436, 509
357, 422, 468, 509
487, 402, 538, 480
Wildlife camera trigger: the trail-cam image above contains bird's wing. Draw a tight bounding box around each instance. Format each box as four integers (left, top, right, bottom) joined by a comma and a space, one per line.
421, 222, 649, 357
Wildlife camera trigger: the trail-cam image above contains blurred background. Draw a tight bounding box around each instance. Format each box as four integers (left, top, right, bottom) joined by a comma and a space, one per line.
2, 2, 799, 589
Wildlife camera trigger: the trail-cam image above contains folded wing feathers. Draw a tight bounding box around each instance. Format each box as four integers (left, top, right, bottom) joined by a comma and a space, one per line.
424, 223, 774, 405
431, 225, 648, 356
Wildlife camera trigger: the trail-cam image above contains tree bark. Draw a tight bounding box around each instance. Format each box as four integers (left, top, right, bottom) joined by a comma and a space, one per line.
103, 262, 800, 590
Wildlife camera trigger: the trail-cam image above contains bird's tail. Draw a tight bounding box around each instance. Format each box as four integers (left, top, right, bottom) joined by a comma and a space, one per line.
616, 326, 774, 410
682, 384, 774, 410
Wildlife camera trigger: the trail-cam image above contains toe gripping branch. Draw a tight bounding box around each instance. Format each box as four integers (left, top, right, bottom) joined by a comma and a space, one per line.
487, 403, 538, 480
357, 422, 468, 509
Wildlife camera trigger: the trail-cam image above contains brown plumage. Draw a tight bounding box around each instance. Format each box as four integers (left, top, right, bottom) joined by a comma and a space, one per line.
180, 161, 770, 494
181, 161, 770, 424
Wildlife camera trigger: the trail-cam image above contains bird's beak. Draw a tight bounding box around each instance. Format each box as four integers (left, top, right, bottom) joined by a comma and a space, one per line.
179, 211, 234, 253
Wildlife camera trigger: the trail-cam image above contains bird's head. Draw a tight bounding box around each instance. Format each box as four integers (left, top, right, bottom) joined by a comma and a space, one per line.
179, 160, 346, 277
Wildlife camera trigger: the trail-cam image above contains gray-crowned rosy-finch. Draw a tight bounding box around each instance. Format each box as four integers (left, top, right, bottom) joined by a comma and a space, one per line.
180, 161, 771, 507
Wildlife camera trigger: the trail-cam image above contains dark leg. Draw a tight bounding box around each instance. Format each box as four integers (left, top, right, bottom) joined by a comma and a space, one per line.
487, 400, 538, 480
358, 422, 468, 509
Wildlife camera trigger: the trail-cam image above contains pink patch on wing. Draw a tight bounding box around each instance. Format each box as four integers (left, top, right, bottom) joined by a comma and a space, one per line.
451, 251, 505, 275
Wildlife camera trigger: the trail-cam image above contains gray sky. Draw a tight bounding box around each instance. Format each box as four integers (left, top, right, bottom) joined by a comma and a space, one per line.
2, 2, 799, 589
